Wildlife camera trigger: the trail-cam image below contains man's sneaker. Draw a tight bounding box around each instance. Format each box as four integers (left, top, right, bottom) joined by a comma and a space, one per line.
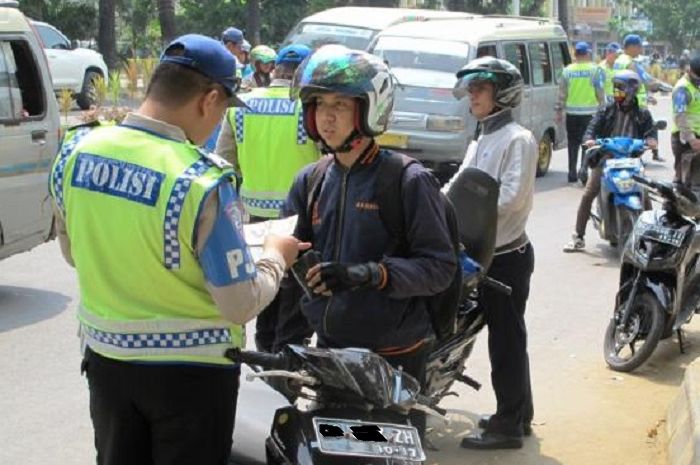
563, 234, 585, 253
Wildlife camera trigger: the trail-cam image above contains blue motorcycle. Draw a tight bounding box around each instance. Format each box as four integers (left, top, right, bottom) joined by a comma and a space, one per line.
586, 136, 652, 249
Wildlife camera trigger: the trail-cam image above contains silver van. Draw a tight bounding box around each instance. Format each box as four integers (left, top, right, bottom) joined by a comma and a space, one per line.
0, 6, 60, 261
283, 6, 473, 51
370, 16, 571, 180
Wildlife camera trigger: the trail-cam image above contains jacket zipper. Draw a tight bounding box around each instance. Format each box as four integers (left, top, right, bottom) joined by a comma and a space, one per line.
323, 168, 350, 337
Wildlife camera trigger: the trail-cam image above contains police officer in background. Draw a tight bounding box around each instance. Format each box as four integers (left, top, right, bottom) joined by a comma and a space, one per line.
615, 34, 666, 161
216, 44, 319, 222
556, 42, 606, 182
49, 34, 308, 465
671, 53, 700, 183
600, 42, 621, 102
221, 27, 247, 79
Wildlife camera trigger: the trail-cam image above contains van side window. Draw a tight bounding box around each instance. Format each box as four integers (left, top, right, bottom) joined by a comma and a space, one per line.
503, 42, 530, 85
6, 40, 45, 118
528, 42, 552, 86
0, 43, 14, 120
476, 44, 497, 59
550, 41, 571, 83
35, 25, 69, 50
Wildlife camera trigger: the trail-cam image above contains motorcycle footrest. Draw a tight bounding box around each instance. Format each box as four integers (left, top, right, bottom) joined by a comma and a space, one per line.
456, 373, 482, 391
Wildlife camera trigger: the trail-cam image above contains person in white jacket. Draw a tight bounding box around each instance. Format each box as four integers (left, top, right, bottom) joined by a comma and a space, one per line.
444, 57, 538, 450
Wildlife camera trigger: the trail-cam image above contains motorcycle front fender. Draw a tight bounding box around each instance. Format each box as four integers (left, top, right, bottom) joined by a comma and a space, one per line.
639, 274, 674, 317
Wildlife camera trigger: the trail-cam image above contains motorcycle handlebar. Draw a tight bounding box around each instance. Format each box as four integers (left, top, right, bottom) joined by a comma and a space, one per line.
224, 348, 289, 370
482, 276, 512, 296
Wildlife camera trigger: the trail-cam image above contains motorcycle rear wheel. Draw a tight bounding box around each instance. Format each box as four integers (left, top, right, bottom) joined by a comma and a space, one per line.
604, 292, 665, 372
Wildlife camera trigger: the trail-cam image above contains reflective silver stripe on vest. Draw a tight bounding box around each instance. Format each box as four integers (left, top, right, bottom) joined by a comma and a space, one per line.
52, 127, 93, 215
565, 105, 599, 115
162, 158, 214, 269
78, 304, 234, 333
78, 305, 236, 359
235, 110, 245, 143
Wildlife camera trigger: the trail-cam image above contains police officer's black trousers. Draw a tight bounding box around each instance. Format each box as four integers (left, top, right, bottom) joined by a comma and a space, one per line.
82, 347, 240, 465
481, 243, 535, 437
566, 114, 593, 180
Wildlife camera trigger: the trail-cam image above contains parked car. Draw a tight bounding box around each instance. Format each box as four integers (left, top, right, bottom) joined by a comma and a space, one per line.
283, 6, 473, 51
31, 20, 108, 110
0, 5, 60, 261
370, 15, 571, 180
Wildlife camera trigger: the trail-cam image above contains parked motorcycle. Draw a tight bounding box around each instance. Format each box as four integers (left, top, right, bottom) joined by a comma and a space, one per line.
604, 174, 700, 372
229, 167, 509, 464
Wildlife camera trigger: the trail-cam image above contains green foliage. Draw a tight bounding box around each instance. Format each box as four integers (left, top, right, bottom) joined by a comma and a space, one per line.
633, 0, 700, 54
19, 0, 98, 41
108, 71, 121, 107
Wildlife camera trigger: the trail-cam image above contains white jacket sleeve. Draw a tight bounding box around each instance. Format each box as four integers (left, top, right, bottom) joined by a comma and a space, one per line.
497, 133, 538, 214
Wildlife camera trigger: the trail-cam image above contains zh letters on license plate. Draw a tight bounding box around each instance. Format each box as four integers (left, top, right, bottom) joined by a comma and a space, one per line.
313, 417, 425, 461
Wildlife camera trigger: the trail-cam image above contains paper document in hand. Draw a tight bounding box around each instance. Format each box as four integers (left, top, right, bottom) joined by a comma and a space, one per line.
244, 215, 298, 261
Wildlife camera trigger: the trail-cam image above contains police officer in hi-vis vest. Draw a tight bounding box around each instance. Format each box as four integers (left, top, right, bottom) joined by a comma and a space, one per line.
615, 34, 667, 161
49, 34, 308, 465
599, 42, 621, 103
672, 53, 700, 183
216, 44, 320, 223
555, 41, 605, 182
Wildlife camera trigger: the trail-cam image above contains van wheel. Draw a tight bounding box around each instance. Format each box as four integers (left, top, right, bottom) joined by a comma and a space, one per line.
76, 71, 101, 110
536, 132, 552, 178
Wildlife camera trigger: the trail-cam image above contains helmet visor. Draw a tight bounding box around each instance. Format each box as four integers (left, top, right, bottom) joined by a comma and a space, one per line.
453, 71, 498, 100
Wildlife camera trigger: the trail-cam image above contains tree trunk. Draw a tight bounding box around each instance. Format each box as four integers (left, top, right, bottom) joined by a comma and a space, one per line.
97, 0, 118, 70
157, 0, 177, 44
557, 0, 568, 32
247, 0, 261, 46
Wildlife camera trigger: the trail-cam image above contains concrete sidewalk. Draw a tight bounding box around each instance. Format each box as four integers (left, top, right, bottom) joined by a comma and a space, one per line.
668, 357, 700, 465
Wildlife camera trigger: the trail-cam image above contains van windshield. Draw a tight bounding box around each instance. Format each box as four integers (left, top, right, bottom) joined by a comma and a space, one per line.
286, 23, 375, 50
373, 36, 469, 88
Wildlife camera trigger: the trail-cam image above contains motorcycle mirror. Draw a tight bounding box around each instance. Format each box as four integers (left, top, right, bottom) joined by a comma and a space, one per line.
654, 120, 668, 131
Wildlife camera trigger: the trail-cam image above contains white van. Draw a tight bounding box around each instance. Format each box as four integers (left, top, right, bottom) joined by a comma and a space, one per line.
283, 6, 474, 51
370, 16, 571, 180
0, 6, 60, 261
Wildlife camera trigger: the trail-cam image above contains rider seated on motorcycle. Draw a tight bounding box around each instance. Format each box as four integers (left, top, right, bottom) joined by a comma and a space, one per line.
563, 70, 658, 253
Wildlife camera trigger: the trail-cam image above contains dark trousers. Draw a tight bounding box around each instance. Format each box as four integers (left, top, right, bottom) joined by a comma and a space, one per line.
566, 114, 593, 180
255, 275, 313, 353
481, 243, 535, 437
82, 347, 240, 465
672, 132, 700, 183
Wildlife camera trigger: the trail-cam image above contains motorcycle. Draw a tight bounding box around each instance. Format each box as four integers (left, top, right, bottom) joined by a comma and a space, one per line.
604, 174, 700, 372
581, 121, 667, 250
229, 167, 510, 464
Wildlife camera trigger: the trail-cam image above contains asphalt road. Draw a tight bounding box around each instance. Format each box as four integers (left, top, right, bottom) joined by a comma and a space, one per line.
1, 95, 695, 465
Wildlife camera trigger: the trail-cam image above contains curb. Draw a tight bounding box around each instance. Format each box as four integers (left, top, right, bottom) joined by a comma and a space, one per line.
667, 357, 700, 465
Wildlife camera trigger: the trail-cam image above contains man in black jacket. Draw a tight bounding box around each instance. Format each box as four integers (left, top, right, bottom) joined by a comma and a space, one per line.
564, 70, 658, 252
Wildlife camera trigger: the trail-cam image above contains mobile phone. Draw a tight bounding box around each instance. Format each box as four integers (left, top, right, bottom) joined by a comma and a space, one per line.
291, 250, 322, 299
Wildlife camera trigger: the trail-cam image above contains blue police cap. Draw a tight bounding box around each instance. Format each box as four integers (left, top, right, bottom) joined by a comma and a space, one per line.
623, 34, 643, 48
575, 42, 590, 55
276, 44, 311, 66
606, 42, 621, 53
221, 27, 244, 45
160, 34, 245, 106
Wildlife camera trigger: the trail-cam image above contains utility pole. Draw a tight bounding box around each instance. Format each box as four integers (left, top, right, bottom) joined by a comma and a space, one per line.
558, 0, 569, 31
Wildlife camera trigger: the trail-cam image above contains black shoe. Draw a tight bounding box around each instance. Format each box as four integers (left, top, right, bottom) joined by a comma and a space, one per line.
460, 431, 523, 450
568, 175, 577, 183
478, 416, 532, 436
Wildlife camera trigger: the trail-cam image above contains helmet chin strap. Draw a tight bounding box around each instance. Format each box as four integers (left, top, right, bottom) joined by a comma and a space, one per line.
319, 129, 363, 154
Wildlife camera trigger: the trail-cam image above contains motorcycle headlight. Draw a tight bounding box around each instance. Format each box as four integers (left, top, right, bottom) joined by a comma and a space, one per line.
614, 177, 636, 193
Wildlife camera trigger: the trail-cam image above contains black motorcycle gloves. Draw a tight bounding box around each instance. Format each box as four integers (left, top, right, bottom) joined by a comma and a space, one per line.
308, 262, 386, 295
